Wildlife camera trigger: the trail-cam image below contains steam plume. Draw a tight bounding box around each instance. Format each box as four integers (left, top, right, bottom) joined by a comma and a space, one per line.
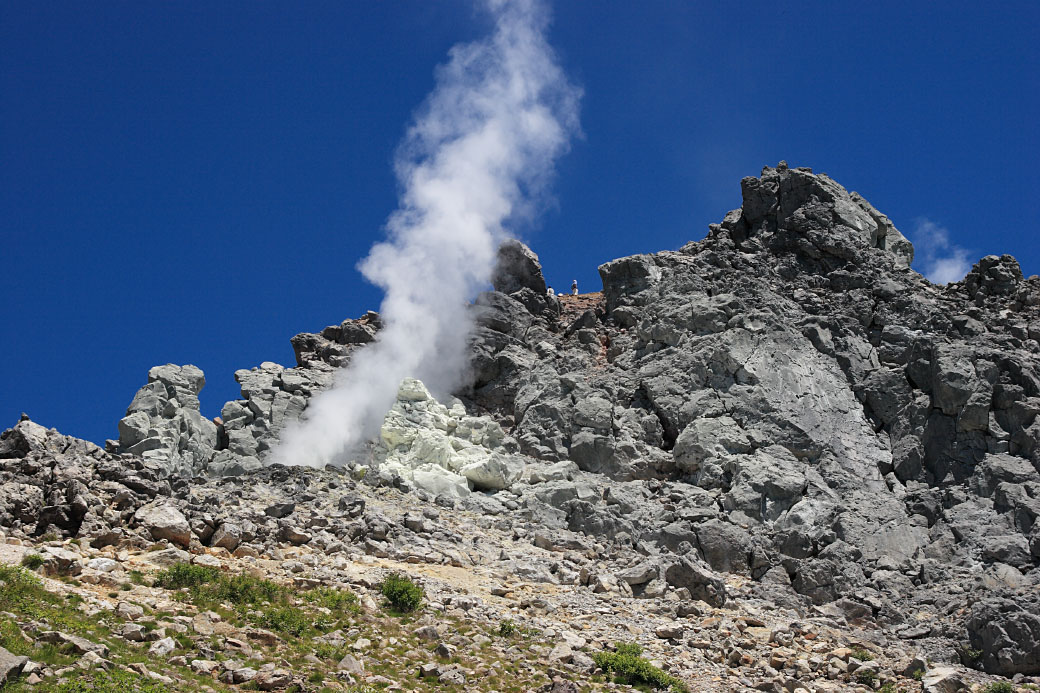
271, 0, 580, 467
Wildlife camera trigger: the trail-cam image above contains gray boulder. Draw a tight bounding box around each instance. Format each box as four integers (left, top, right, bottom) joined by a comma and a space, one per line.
134, 502, 191, 548
492, 239, 546, 295
967, 594, 1040, 675
0, 646, 28, 686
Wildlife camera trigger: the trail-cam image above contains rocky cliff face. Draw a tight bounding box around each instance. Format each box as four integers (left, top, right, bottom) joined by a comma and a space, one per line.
4, 163, 1040, 685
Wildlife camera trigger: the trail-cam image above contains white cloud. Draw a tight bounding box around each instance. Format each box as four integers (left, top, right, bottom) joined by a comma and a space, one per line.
270, 0, 581, 467
910, 218, 973, 284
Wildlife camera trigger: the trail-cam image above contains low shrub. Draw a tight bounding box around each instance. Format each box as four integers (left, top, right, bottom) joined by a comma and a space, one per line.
207, 573, 283, 606
592, 642, 688, 692
379, 573, 424, 613
960, 645, 984, 665
313, 641, 348, 662
304, 586, 360, 614
154, 563, 285, 611
153, 563, 218, 590
849, 647, 874, 661
855, 669, 877, 685
20, 554, 44, 570
254, 605, 309, 637
497, 619, 518, 637
981, 683, 1015, 693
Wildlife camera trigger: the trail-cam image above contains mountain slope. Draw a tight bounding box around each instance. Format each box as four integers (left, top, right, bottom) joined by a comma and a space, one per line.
3, 162, 1040, 688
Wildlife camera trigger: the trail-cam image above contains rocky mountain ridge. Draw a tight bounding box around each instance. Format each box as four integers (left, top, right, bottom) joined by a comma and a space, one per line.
3, 162, 1040, 691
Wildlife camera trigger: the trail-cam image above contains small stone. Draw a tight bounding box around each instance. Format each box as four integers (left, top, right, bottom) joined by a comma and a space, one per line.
255, 668, 293, 690
148, 637, 176, 657
337, 654, 364, 675
656, 622, 685, 639
115, 601, 144, 620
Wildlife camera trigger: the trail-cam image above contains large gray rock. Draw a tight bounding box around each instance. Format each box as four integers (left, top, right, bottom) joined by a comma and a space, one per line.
134, 502, 191, 548
460, 453, 525, 491
967, 594, 1040, 675
116, 364, 217, 477
661, 555, 727, 607
492, 239, 546, 295
0, 646, 28, 685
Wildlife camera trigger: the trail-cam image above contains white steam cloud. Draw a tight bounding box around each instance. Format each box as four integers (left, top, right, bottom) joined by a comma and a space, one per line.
911, 218, 973, 284
271, 0, 580, 467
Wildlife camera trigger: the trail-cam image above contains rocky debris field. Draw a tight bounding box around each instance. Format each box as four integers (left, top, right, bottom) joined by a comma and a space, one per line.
0, 456, 1010, 693
4, 162, 1040, 691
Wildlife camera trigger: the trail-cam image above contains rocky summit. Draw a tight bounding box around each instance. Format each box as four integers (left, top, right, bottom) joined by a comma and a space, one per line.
2, 162, 1039, 692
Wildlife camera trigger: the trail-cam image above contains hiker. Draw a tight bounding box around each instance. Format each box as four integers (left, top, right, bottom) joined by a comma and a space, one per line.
571, 280, 578, 295
547, 286, 555, 297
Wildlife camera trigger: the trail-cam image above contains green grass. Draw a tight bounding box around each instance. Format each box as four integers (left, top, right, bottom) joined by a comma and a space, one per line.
592, 642, 688, 692
379, 573, 424, 614
154, 563, 284, 609
152, 563, 365, 638
0, 565, 74, 626
6, 669, 173, 693
313, 641, 349, 662
206, 573, 284, 605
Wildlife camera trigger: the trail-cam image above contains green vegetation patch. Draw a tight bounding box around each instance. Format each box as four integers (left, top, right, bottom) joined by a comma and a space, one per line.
153, 563, 219, 590
981, 683, 1015, 693
154, 563, 285, 609
20, 553, 44, 570
849, 647, 874, 661
255, 605, 309, 637
592, 642, 688, 692
855, 669, 877, 685
379, 573, 424, 614
153, 563, 364, 639
0, 565, 88, 632
45, 668, 170, 692
302, 585, 360, 614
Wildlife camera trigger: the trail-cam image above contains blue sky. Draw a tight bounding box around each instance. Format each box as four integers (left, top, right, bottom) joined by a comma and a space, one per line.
2, 1, 1038, 444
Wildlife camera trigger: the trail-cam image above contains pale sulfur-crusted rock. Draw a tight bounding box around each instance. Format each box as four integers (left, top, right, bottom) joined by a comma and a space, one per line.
371, 378, 520, 499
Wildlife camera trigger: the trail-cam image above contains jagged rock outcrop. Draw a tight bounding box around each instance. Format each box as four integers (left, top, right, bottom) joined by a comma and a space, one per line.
114, 365, 216, 477
6, 162, 1040, 679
